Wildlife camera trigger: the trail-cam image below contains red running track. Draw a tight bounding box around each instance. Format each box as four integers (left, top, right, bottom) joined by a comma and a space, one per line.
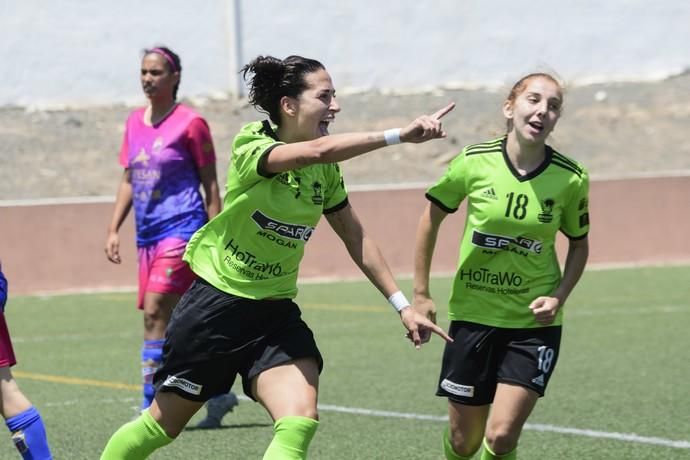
1, 176, 688, 296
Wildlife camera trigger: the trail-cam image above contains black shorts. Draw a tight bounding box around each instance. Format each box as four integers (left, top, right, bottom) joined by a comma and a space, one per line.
153, 279, 323, 402
436, 321, 562, 405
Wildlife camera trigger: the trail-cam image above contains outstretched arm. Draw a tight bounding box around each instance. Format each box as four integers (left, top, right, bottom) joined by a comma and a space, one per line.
264, 103, 455, 173
326, 203, 452, 348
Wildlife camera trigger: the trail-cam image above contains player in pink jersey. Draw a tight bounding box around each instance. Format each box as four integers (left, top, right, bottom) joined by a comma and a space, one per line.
104, 46, 236, 426
0, 261, 53, 459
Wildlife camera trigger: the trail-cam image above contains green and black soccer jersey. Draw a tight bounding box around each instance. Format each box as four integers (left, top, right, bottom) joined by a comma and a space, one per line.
427, 137, 589, 328
184, 120, 348, 299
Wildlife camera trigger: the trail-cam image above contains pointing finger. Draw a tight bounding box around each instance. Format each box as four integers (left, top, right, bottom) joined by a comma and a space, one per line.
431, 102, 456, 120
429, 323, 453, 343
411, 329, 421, 349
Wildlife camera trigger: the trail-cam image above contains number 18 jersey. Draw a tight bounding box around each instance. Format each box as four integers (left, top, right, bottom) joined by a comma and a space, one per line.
426, 137, 590, 328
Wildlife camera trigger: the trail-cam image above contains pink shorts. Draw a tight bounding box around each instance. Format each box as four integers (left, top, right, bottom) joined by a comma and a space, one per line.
0, 313, 17, 368
136, 237, 196, 309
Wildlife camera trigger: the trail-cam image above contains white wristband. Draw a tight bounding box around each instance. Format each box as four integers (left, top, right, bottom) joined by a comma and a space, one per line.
383, 128, 402, 145
387, 290, 410, 312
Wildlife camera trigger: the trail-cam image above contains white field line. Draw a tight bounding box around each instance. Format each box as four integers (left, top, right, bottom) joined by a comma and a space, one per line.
0, 195, 116, 207
237, 395, 690, 450
43, 397, 138, 408
15, 370, 689, 450
315, 402, 690, 449
524, 423, 690, 450
37, 393, 690, 450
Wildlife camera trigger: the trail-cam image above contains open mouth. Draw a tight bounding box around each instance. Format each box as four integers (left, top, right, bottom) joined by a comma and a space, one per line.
527, 121, 544, 134
318, 120, 331, 136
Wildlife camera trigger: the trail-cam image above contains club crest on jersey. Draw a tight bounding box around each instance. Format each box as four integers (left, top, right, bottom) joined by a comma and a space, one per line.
311, 181, 323, 205
538, 198, 555, 223
152, 136, 164, 154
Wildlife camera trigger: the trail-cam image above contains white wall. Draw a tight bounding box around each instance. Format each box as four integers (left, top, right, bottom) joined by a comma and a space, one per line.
0, 0, 230, 107
240, 0, 690, 91
1, 0, 688, 107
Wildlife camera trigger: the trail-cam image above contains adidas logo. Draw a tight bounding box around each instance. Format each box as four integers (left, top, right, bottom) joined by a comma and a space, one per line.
531, 374, 545, 387
481, 187, 498, 200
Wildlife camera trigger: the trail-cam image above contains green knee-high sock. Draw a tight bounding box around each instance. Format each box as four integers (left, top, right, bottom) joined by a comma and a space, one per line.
480, 437, 517, 460
100, 410, 173, 460
443, 427, 474, 460
263, 416, 319, 460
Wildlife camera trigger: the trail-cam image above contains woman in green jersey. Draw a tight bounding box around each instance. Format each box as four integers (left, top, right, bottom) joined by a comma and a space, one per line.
414, 73, 589, 460
101, 54, 454, 459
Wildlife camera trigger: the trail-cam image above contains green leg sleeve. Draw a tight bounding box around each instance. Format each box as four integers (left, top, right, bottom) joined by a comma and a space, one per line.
480, 437, 517, 460
443, 427, 475, 460
263, 416, 319, 460
100, 410, 173, 460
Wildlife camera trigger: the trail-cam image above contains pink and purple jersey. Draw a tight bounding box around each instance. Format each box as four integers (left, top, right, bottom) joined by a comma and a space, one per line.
119, 104, 216, 247
0, 268, 16, 367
